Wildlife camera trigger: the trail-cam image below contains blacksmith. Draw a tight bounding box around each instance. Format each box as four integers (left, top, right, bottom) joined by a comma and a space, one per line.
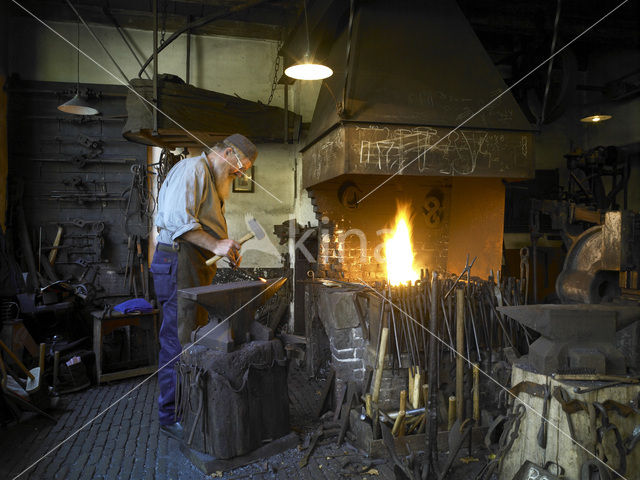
150, 133, 258, 440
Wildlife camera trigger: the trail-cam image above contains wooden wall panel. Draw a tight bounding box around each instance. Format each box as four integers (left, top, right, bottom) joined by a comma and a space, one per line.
0, 76, 7, 231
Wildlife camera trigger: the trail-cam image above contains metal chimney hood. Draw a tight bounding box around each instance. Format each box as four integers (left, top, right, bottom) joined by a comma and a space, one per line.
301, 0, 535, 189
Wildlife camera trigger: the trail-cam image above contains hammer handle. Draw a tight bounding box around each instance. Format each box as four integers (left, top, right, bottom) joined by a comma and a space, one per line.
0, 339, 35, 380
205, 232, 255, 266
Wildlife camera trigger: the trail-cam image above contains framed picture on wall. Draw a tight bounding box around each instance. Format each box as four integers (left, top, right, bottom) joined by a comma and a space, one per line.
233, 166, 255, 193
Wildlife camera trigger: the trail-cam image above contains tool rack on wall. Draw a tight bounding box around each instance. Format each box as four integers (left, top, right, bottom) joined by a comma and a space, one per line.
6, 78, 149, 303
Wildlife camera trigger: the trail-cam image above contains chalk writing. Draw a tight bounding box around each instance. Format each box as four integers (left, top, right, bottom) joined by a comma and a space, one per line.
303, 124, 532, 187
353, 125, 529, 176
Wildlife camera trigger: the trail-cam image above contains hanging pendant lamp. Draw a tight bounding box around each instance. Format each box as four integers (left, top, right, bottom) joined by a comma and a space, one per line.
58, 93, 99, 115
284, 0, 333, 81
579, 114, 612, 123
58, 7, 98, 116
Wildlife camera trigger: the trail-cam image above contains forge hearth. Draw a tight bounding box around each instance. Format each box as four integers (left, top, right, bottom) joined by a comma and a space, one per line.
307, 174, 506, 282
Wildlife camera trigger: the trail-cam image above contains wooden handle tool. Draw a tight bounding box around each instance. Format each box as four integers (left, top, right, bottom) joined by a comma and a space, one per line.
0, 339, 35, 380
48, 226, 64, 265
392, 390, 407, 436
205, 231, 255, 266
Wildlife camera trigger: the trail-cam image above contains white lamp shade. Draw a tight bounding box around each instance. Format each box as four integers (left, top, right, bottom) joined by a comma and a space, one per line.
284, 63, 333, 80
579, 114, 612, 123
57, 93, 99, 115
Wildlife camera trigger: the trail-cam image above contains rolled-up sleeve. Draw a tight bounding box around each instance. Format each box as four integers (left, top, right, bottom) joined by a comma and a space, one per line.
156, 155, 208, 242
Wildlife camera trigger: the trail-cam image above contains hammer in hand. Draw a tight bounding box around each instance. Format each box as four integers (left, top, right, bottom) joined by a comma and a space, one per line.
205, 215, 265, 266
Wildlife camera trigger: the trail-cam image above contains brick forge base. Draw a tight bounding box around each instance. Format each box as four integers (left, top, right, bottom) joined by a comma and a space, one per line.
306, 283, 408, 412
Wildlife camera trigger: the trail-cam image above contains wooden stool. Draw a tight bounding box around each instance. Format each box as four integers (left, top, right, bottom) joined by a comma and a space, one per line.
91, 309, 159, 384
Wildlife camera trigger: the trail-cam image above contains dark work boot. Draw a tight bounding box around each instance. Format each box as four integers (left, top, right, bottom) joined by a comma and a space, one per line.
160, 422, 184, 442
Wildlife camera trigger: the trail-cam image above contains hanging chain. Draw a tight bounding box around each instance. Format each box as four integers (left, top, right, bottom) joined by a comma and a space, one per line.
156, 148, 182, 191
266, 41, 283, 105
160, 0, 169, 45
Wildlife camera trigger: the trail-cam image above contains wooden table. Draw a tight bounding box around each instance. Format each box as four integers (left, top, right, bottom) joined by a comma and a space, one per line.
91, 309, 159, 384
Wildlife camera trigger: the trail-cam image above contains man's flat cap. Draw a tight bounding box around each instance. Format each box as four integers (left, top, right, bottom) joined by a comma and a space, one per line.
224, 134, 258, 163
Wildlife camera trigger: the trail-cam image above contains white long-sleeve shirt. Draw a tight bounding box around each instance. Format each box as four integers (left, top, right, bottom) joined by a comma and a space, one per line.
155, 153, 228, 245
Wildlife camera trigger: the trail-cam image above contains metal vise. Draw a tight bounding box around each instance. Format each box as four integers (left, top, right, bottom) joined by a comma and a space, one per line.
499, 304, 640, 375
178, 278, 287, 352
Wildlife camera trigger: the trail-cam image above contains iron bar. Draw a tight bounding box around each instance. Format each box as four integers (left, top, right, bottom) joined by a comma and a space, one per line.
137, 0, 270, 78
65, 0, 129, 83
152, 0, 158, 135
388, 287, 402, 369
103, 7, 151, 79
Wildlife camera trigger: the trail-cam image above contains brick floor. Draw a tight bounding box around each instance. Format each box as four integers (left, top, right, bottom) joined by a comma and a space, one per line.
0, 367, 483, 479
0, 367, 395, 480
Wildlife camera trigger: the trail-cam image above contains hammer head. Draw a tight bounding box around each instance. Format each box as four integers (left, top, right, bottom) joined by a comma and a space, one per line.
245, 213, 266, 241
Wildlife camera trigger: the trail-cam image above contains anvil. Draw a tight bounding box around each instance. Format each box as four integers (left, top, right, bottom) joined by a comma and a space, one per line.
498, 304, 640, 375
178, 277, 287, 352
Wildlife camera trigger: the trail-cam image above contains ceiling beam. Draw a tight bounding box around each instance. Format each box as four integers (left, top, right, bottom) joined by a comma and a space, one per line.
10, 0, 293, 41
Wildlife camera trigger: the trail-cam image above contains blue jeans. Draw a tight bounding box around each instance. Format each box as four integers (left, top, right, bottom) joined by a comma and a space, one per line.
150, 248, 179, 426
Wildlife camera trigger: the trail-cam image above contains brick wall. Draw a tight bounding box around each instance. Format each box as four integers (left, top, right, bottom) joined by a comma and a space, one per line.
308, 174, 451, 282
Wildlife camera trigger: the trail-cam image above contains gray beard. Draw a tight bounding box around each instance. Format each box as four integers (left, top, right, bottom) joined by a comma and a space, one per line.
215, 173, 233, 201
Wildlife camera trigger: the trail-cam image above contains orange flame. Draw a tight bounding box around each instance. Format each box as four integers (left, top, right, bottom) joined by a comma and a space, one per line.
385, 204, 420, 286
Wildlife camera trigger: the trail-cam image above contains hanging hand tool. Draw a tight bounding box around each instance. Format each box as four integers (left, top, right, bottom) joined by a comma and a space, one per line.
128, 235, 139, 297
123, 235, 132, 288
536, 384, 550, 449
593, 402, 627, 476
52, 218, 106, 230
552, 386, 578, 444
136, 236, 149, 300
49, 226, 64, 265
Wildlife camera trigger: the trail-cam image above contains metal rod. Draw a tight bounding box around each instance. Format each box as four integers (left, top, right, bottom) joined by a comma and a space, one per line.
137, 0, 269, 78
103, 7, 150, 79
423, 272, 439, 472
65, 0, 129, 83
390, 297, 402, 368
441, 296, 454, 359
374, 297, 386, 366
467, 295, 482, 362
410, 289, 423, 369
398, 289, 414, 368
456, 286, 465, 422
186, 16, 191, 84
284, 83, 289, 144
152, 0, 158, 135
538, 0, 562, 127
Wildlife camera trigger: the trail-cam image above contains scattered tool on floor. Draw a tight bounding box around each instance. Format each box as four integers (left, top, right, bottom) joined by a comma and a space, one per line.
0, 339, 45, 394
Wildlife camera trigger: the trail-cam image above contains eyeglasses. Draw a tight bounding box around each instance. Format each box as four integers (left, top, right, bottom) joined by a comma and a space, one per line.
230, 149, 247, 173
